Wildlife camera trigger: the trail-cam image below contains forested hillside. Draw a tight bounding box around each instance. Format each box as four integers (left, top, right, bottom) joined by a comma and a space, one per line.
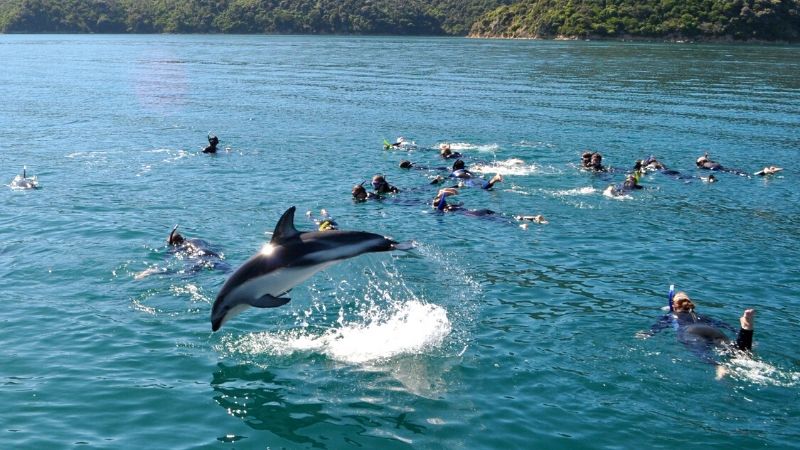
0, 0, 511, 34
470, 0, 800, 41
2, 0, 797, 40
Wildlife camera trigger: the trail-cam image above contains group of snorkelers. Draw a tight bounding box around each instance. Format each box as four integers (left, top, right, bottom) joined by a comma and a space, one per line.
579, 149, 783, 197
381, 139, 778, 377
578, 149, 778, 375
357, 139, 548, 226
150, 134, 779, 378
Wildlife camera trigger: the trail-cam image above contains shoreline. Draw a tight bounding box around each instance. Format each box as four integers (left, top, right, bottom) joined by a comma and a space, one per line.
467, 32, 798, 45
0, 30, 796, 44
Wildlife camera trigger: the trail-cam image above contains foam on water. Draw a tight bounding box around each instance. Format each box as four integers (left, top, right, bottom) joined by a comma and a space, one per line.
446, 142, 500, 153
722, 354, 800, 387
220, 299, 450, 364
553, 186, 597, 196
471, 158, 544, 176
216, 242, 478, 365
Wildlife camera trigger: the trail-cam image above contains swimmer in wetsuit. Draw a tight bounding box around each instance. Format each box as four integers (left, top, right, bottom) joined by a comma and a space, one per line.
352, 183, 383, 202
203, 134, 220, 154
604, 174, 643, 197
371, 175, 400, 194
639, 290, 755, 375
399, 160, 448, 171
306, 209, 338, 231
695, 153, 748, 176
449, 159, 503, 190
168, 226, 221, 258
432, 188, 495, 217
384, 137, 416, 149
9, 166, 39, 190
160, 225, 228, 274
754, 166, 783, 176
581, 151, 606, 172
440, 146, 463, 160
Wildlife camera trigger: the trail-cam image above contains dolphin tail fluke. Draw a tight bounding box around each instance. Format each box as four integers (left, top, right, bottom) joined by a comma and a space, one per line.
248, 294, 291, 308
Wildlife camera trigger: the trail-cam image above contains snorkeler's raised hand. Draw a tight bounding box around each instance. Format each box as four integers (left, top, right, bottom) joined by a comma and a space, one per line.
740, 309, 755, 330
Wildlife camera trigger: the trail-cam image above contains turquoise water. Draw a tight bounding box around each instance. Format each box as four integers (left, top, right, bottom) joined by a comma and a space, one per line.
2, 35, 799, 449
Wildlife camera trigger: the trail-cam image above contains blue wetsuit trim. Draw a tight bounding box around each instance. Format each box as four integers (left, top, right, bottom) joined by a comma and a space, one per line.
437, 193, 448, 211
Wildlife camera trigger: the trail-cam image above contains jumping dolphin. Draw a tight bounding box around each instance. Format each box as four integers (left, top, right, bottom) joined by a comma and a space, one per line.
210, 206, 410, 331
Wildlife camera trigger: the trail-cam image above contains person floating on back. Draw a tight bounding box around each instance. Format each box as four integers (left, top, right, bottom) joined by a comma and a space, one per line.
638, 289, 755, 379
754, 166, 783, 177
695, 152, 748, 176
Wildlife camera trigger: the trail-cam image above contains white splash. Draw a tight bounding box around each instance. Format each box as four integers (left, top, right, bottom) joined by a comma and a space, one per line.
722, 355, 800, 387
553, 187, 596, 196
447, 142, 500, 153
220, 300, 451, 364
513, 140, 556, 149
170, 283, 209, 304
133, 265, 165, 280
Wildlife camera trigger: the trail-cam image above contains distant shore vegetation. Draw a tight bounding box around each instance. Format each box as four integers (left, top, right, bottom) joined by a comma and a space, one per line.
470, 0, 800, 42
0, 0, 511, 35
1, 0, 798, 41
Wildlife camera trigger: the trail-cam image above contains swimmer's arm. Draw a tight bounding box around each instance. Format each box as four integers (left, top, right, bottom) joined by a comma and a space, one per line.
637, 315, 671, 338
735, 309, 755, 351
482, 174, 503, 190
735, 329, 754, 351
436, 193, 447, 211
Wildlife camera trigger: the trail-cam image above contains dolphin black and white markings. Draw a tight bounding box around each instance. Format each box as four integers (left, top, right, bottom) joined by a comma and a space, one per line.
210, 206, 411, 331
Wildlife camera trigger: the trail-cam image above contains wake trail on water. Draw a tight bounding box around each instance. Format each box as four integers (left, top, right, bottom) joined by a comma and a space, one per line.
217, 242, 480, 365
446, 142, 499, 153
471, 158, 561, 177
720, 352, 800, 387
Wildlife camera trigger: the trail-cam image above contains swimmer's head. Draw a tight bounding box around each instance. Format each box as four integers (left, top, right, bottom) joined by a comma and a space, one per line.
452, 159, 465, 171
371, 175, 388, 191
441, 147, 452, 157
208, 134, 219, 145
168, 228, 185, 246
672, 291, 695, 312
399, 160, 413, 169
352, 184, 367, 201
591, 153, 602, 164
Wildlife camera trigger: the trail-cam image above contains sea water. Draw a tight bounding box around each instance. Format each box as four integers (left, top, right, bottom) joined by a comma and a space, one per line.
1, 35, 799, 449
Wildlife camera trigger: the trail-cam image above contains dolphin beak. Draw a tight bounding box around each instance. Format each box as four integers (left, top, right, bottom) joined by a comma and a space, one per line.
211, 317, 222, 332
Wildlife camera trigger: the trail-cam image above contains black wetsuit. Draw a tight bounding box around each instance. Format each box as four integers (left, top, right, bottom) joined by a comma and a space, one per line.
646, 311, 753, 363
434, 193, 495, 217
168, 238, 229, 273
697, 159, 749, 177
353, 191, 383, 202
203, 136, 220, 154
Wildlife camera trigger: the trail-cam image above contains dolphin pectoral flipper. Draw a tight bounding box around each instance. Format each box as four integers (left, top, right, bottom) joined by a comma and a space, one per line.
248, 294, 291, 308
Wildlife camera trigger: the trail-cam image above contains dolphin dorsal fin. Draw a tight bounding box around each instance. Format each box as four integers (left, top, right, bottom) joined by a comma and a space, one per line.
271, 206, 301, 244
